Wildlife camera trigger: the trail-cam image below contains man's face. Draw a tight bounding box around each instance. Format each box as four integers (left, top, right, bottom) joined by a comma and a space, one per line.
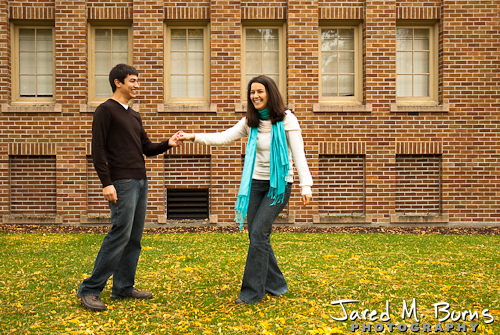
116, 74, 139, 100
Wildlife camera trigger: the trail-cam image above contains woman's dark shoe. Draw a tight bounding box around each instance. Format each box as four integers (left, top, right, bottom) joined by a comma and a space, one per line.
234, 298, 246, 305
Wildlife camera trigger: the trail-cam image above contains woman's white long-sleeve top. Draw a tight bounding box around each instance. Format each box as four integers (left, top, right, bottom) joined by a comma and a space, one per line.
194, 111, 313, 195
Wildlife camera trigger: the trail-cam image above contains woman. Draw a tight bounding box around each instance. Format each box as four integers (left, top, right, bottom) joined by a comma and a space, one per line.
178, 75, 313, 304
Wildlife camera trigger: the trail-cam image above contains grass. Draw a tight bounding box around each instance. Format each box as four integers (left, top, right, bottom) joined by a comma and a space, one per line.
0, 231, 499, 334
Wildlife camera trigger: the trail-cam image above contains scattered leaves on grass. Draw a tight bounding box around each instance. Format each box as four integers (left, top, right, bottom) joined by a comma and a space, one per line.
0, 228, 499, 334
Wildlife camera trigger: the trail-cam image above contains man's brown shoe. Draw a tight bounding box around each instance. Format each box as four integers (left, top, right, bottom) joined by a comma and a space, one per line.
77, 292, 107, 311
111, 288, 153, 300
129, 288, 153, 299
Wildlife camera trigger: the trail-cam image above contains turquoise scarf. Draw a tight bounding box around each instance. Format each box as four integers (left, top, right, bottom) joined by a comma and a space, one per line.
234, 109, 289, 230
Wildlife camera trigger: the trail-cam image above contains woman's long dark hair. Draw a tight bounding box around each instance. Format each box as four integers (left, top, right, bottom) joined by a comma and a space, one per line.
246, 75, 287, 128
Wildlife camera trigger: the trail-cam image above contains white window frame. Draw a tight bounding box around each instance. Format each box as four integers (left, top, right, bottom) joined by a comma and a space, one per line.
11, 22, 56, 106
318, 21, 363, 105
164, 22, 210, 106
241, 22, 286, 104
88, 22, 133, 105
396, 21, 439, 106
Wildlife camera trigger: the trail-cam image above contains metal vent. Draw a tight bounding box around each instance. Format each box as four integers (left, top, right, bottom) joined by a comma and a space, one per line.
166, 189, 209, 220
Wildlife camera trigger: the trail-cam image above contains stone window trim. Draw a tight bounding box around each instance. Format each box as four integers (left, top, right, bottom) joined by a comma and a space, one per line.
390, 103, 449, 113
241, 21, 287, 104
88, 22, 133, 105
10, 22, 56, 106
313, 103, 372, 113
318, 21, 363, 105
157, 103, 217, 113
2, 103, 62, 113
164, 22, 211, 106
396, 20, 439, 106
80, 103, 140, 113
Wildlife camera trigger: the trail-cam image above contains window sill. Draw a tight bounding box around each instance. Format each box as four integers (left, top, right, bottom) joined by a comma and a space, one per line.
390, 213, 449, 224
275, 214, 295, 224
235, 103, 296, 113
390, 103, 449, 113
158, 104, 216, 113
2, 103, 62, 113
3, 215, 63, 224
80, 104, 141, 113
313, 214, 373, 224
158, 215, 215, 225
313, 103, 372, 113
80, 214, 111, 224
242, 214, 295, 224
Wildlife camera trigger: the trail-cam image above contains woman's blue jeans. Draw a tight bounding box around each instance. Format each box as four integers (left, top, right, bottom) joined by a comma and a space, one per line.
78, 179, 148, 298
238, 179, 292, 303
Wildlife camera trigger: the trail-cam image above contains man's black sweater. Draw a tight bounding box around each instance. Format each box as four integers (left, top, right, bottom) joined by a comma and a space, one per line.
92, 99, 171, 187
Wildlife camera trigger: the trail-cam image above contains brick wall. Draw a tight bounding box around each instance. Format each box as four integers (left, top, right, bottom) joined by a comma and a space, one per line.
164, 155, 211, 189
0, 0, 499, 226
9, 156, 57, 215
318, 155, 365, 215
395, 155, 441, 214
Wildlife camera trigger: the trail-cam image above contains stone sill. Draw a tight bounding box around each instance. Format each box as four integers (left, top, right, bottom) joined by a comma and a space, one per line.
157, 215, 213, 227
235, 103, 296, 113
3, 215, 63, 224
390, 103, 449, 113
158, 104, 216, 113
80, 104, 141, 113
313, 214, 372, 224
390, 213, 449, 224
313, 103, 372, 113
80, 215, 111, 224
158, 214, 218, 225
275, 214, 295, 224
2, 103, 62, 113
242, 214, 295, 225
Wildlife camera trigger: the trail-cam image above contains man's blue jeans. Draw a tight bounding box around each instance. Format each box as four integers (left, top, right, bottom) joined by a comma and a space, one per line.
238, 180, 292, 303
79, 179, 148, 298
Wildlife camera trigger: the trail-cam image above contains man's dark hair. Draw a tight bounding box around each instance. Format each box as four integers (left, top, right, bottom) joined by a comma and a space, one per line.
109, 64, 139, 92
246, 75, 287, 128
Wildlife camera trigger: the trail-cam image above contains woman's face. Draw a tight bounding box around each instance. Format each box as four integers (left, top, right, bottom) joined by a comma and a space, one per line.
250, 82, 268, 111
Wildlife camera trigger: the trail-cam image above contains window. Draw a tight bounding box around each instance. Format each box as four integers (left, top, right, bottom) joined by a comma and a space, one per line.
319, 23, 362, 104
89, 24, 132, 104
396, 22, 438, 105
165, 24, 209, 105
242, 24, 286, 102
12, 24, 55, 104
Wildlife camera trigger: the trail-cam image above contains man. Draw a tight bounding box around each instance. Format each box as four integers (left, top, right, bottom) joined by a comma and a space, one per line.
77, 64, 181, 311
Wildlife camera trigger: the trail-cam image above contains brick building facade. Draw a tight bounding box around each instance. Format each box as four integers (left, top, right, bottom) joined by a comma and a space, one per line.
0, 0, 499, 227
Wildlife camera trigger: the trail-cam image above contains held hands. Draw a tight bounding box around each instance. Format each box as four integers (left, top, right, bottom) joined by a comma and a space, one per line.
177, 131, 195, 142
167, 131, 195, 145
167, 131, 195, 147
168, 131, 184, 147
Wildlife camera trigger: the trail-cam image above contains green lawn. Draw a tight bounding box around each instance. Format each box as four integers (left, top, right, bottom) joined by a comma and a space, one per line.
0, 231, 499, 334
